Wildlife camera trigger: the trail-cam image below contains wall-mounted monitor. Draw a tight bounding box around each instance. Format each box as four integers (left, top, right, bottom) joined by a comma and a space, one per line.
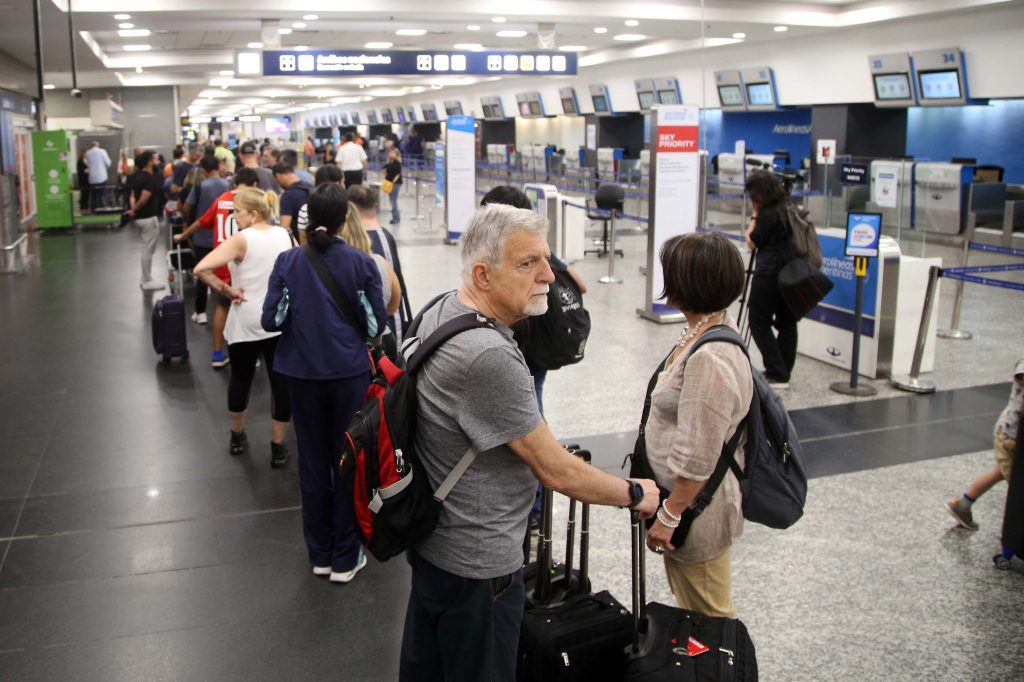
350, 112, 361, 125
381, 108, 394, 124
911, 47, 970, 107
745, 83, 775, 107
740, 67, 777, 111
657, 89, 680, 105
396, 107, 407, 123
515, 92, 545, 117
421, 103, 439, 121
638, 91, 657, 110
480, 96, 506, 120
589, 84, 614, 115
367, 110, 379, 125
518, 101, 532, 116
918, 70, 962, 100
717, 85, 744, 107
443, 100, 464, 116
408, 106, 418, 122
558, 87, 580, 115
528, 101, 542, 115
873, 73, 912, 101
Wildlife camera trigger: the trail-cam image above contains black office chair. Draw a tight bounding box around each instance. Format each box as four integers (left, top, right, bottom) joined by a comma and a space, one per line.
584, 183, 625, 258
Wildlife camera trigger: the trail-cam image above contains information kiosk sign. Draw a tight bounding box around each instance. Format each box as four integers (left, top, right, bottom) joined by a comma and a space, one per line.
32, 130, 72, 229
444, 116, 476, 243
639, 105, 701, 323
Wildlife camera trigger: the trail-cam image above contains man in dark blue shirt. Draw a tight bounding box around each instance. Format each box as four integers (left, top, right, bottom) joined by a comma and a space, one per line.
274, 163, 312, 242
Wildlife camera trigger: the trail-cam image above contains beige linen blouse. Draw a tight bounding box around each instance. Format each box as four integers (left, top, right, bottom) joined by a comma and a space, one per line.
645, 319, 754, 564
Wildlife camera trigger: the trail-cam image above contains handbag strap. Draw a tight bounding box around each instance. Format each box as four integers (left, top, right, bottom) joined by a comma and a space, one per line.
669, 421, 745, 548
302, 241, 366, 338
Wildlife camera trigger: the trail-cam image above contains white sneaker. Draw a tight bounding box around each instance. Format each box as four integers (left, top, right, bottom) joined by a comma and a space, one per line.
330, 552, 367, 584
312, 565, 332, 577
190, 312, 208, 325
140, 279, 166, 291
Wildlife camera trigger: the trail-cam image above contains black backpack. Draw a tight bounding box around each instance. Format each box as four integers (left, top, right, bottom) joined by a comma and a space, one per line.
521, 266, 591, 370
627, 326, 807, 547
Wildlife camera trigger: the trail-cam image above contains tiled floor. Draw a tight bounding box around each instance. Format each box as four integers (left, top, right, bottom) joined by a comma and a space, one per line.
0, 186, 1021, 680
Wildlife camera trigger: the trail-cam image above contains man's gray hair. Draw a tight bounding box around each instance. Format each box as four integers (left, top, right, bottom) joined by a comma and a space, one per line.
461, 204, 548, 281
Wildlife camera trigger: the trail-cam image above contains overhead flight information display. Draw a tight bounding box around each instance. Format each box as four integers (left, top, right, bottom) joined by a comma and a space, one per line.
262, 50, 576, 76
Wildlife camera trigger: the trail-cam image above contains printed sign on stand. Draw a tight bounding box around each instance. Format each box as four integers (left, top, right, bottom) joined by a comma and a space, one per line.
840, 163, 868, 185
444, 116, 476, 243
873, 170, 897, 208
816, 139, 836, 165
845, 212, 882, 258
639, 105, 701, 323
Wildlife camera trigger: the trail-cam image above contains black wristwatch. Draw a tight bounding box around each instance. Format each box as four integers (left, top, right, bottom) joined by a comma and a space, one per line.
626, 479, 645, 509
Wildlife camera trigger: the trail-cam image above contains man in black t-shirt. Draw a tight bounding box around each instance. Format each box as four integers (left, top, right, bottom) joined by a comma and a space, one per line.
126, 150, 167, 291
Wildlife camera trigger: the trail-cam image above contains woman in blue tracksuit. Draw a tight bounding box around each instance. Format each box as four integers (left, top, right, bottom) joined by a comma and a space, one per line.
262, 183, 388, 584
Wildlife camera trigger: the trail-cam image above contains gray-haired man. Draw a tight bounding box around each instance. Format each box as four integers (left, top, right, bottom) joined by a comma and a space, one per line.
399, 204, 659, 682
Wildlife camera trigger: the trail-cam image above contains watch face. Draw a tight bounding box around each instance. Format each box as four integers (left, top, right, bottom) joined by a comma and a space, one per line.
631, 481, 644, 503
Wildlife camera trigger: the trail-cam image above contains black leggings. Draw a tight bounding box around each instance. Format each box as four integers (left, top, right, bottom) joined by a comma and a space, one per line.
748, 274, 798, 382
227, 337, 291, 422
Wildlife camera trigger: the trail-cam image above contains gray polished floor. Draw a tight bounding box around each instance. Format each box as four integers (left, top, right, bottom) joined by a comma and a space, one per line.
0, 188, 1021, 680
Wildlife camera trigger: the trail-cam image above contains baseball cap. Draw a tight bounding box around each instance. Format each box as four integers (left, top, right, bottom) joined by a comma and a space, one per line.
239, 142, 257, 155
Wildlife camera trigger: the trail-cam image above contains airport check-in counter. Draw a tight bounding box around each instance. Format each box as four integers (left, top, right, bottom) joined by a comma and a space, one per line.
865, 160, 915, 231
597, 147, 623, 182
798, 232, 941, 379
524, 183, 584, 262
716, 153, 746, 196
486, 144, 509, 168
914, 162, 971, 234
967, 182, 1024, 248
522, 145, 550, 181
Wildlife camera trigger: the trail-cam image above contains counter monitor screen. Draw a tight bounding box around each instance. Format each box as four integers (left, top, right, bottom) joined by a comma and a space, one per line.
265, 117, 290, 134
873, 73, 912, 100
561, 97, 576, 115
397, 109, 406, 123
918, 70, 962, 100
528, 101, 542, 115
518, 101, 532, 116
657, 89, 679, 105
592, 94, 609, 113
746, 83, 775, 106
717, 85, 743, 107
481, 104, 492, 118
638, 91, 657, 109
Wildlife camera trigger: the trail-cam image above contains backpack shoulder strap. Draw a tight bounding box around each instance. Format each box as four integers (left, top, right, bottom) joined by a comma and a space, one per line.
404, 291, 453, 340
406, 312, 495, 375
683, 325, 750, 362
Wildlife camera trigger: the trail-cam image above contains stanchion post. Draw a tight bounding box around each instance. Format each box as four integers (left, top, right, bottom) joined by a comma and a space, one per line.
938, 223, 974, 340
598, 211, 622, 284
891, 265, 940, 394
831, 256, 878, 397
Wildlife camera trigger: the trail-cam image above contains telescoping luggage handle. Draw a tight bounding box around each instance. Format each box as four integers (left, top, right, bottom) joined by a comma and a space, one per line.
630, 510, 647, 654
532, 446, 592, 606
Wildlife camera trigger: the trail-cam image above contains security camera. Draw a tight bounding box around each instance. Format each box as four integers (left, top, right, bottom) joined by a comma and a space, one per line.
70, 88, 83, 98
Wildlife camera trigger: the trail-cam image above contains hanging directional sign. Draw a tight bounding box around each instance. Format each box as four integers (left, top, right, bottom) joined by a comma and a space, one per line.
261, 50, 576, 77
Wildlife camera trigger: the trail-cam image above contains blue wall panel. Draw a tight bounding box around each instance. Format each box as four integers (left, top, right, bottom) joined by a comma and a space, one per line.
701, 108, 812, 163
906, 100, 1024, 183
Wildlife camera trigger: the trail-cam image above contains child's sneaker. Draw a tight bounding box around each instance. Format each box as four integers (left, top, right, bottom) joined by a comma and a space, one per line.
945, 497, 978, 530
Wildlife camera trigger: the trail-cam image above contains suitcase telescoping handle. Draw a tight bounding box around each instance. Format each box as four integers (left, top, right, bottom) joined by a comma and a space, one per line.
630, 510, 648, 653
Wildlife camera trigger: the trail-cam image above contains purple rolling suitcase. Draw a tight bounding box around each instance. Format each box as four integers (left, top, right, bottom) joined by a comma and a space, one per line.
152, 225, 190, 364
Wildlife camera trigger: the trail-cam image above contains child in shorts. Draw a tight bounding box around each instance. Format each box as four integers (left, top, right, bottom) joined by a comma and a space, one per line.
945, 359, 1023, 530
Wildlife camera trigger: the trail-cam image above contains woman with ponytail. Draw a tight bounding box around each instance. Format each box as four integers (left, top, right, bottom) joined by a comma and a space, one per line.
261, 182, 388, 584
193, 186, 294, 467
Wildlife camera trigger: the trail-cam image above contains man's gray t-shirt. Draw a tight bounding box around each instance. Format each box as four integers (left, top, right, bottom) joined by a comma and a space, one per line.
188, 177, 230, 248
413, 293, 542, 579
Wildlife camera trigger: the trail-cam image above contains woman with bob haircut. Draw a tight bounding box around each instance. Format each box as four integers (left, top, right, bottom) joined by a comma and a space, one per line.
643, 232, 754, 618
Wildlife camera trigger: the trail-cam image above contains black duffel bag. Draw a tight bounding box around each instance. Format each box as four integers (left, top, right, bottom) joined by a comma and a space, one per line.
777, 258, 833, 320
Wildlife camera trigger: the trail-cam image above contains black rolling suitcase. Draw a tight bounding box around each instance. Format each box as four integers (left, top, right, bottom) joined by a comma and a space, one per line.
152, 225, 189, 364
996, 431, 1024, 568
516, 450, 633, 682
625, 512, 757, 681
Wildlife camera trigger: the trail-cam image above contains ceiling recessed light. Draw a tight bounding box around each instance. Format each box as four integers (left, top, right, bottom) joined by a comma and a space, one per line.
625, 19, 640, 27
612, 34, 646, 41
303, 14, 318, 21
113, 14, 130, 20
247, 42, 264, 49
219, 70, 235, 76
118, 22, 133, 29
454, 43, 483, 51
123, 44, 152, 51
365, 41, 393, 49
466, 25, 480, 31
496, 30, 527, 38
492, 17, 506, 23
558, 45, 587, 52
118, 29, 150, 37
278, 28, 292, 35
135, 66, 143, 73
396, 29, 427, 36
774, 25, 788, 32
42, 83, 55, 90
594, 27, 608, 34
292, 22, 306, 29
732, 32, 746, 39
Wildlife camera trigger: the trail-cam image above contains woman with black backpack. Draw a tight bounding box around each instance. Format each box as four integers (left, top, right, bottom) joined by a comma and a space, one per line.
743, 170, 797, 389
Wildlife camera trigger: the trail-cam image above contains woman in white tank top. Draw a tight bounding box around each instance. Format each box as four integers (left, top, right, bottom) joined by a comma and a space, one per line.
194, 187, 296, 468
